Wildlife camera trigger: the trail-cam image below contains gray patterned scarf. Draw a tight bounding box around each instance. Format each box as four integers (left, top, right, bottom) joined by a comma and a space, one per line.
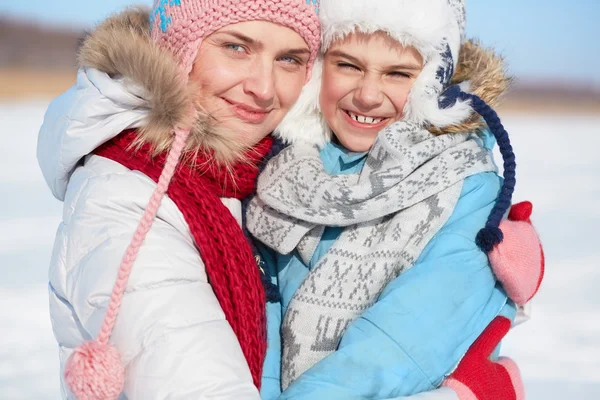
247, 121, 495, 388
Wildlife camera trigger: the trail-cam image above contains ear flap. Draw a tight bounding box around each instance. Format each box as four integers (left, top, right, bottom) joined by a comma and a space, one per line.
275, 46, 475, 146
274, 58, 332, 147
403, 52, 472, 128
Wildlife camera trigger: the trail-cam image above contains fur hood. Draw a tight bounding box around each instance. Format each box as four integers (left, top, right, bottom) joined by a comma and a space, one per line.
430, 39, 511, 135
78, 7, 247, 162
275, 39, 511, 146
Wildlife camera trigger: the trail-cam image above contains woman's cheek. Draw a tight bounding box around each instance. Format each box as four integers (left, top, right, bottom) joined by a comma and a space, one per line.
276, 68, 306, 110
193, 49, 246, 90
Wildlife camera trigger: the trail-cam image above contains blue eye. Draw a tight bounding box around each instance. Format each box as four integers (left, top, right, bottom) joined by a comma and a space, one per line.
280, 56, 299, 64
225, 43, 245, 52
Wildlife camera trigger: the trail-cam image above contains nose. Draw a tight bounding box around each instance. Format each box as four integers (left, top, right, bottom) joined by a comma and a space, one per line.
353, 75, 384, 110
243, 57, 276, 105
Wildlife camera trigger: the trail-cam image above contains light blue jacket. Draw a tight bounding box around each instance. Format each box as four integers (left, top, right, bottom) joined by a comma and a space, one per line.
258, 133, 516, 399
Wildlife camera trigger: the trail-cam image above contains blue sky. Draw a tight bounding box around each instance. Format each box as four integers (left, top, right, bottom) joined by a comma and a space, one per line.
1, 0, 598, 86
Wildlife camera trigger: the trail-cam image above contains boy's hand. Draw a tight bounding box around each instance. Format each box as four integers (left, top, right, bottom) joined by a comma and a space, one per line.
488, 201, 545, 306
442, 317, 525, 400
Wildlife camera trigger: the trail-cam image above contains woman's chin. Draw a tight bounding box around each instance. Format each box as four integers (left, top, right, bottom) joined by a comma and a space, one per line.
219, 119, 274, 146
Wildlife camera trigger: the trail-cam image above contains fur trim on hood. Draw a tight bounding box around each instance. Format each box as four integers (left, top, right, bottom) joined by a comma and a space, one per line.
78, 7, 249, 163
275, 39, 511, 146
429, 40, 511, 135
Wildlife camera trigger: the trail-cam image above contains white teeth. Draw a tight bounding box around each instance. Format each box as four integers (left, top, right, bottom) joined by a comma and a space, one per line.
348, 111, 384, 125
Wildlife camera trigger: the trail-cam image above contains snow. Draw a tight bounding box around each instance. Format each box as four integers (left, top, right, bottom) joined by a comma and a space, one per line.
1, 100, 64, 398
1, 99, 598, 399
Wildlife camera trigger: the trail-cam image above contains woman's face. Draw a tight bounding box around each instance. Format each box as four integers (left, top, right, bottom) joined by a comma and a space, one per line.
320, 31, 424, 152
190, 21, 310, 147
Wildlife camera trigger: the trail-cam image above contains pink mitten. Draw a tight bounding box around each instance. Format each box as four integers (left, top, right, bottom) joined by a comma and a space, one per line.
488, 201, 545, 306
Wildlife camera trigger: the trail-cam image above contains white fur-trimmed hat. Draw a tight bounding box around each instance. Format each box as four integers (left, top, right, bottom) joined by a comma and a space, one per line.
275, 0, 521, 270
275, 0, 470, 146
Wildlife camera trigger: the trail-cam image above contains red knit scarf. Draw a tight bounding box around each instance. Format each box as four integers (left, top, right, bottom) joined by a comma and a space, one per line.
95, 130, 272, 388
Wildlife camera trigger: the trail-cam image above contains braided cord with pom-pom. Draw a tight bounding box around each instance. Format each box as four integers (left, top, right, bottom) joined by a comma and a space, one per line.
64, 127, 190, 400
95, 131, 272, 389
456, 92, 517, 253
96, 127, 190, 345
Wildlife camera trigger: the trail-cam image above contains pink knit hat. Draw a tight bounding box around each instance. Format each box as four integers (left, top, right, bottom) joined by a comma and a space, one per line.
150, 0, 322, 76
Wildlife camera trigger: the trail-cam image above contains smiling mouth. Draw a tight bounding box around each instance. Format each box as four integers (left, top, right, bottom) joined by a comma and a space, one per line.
223, 98, 271, 124
343, 109, 390, 126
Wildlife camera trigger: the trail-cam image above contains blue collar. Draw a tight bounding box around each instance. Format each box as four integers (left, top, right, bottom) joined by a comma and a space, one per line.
320, 141, 367, 174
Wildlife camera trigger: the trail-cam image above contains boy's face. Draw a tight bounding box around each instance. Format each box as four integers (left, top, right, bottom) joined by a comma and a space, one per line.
320, 31, 423, 152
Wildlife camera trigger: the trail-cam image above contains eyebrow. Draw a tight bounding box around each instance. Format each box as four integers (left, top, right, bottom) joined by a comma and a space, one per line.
328, 50, 422, 70
215, 30, 310, 56
217, 30, 262, 48
284, 48, 311, 56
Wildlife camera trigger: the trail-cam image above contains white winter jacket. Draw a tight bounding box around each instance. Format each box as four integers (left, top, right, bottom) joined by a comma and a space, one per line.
37, 9, 260, 400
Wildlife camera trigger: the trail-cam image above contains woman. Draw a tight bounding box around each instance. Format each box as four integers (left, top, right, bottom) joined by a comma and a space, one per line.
37, 1, 320, 399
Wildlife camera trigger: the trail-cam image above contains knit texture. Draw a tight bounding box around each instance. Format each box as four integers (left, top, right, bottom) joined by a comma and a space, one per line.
95, 130, 274, 389
150, 0, 321, 75
443, 316, 525, 400
241, 137, 288, 303
440, 86, 518, 253
247, 121, 496, 388
64, 126, 192, 400
64, 341, 125, 400
489, 201, 545, 306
